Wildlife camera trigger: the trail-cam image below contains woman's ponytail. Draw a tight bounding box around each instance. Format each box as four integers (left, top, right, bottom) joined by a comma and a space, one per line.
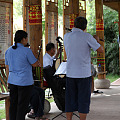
12, 42, 17, 49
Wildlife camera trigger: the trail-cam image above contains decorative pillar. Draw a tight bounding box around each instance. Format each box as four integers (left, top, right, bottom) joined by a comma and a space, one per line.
69, 0, 79, 29
63, 0, 70, 60
23, 0, 42, 61
45, 0, 58, 47
45, 0, 58, 68
29, 0, 42, 58
63, 0, 79, 60
29, 0, 43, 86
94, 0, 110, 89
23, 0, 43, 87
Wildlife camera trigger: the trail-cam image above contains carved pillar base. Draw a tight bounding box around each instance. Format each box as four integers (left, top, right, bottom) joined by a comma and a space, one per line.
94, 79, 110, 89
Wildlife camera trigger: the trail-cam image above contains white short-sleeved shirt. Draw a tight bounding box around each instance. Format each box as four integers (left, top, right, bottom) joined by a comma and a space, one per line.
43, 53, 55, 68
64, 28, 101, 78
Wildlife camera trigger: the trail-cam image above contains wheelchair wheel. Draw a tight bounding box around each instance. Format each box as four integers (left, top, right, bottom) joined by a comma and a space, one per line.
44, 99, 51, 114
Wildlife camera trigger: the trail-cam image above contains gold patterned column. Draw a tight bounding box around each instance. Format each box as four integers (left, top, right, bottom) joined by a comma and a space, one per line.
95, 0, 110, 89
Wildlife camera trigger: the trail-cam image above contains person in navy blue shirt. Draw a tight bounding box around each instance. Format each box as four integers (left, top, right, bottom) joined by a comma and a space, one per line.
5, 30, 40, 120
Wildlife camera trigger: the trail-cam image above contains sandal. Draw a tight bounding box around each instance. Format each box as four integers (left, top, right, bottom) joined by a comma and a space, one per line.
93, 90, 103, 94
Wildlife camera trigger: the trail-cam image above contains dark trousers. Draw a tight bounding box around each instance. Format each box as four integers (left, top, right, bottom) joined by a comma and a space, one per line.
30, 86, 45, 117
65, 77, 92, 113
9, 84, 33, 120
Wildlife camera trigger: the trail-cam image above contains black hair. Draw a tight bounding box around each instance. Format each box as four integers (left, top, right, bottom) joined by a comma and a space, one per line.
46, 42, 55, 51
12, 30, 28, 49
74, 16, 87, 30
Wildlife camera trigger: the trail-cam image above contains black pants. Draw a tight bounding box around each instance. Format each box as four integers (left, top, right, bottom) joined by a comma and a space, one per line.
9, 84, 33, 120
30, 86, 45, 117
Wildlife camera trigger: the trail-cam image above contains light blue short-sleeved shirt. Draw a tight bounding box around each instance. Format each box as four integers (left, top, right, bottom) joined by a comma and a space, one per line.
64, 28, 101, 78
5, 43, 37, 86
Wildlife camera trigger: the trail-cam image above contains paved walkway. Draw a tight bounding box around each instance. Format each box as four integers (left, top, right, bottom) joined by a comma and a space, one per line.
111, 78, 120, 85
26, 85, 120, 120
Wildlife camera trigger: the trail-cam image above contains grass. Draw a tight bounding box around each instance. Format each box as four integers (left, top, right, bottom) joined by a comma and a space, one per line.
0, 109, 5, 120
0, 100, 5, 104
106, 74, 120, 83
46, 97, 54, 103
0, 100, 5, 120
94, 73, 120, 83
45, 88, 54, 103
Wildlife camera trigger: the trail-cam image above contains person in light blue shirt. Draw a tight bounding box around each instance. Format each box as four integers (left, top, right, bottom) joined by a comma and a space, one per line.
64, 17, 103, 120
5, 30, 40, 120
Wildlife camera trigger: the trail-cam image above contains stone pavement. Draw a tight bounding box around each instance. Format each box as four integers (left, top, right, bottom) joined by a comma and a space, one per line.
26, 85, 120, 120
111, 78, 120, 85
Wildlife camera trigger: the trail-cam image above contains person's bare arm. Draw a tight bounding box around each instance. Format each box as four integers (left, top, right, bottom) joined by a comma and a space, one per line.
93, 35, 100, 43
96, 46, 104, 53
93, 35, 104, 53
32, 60, 41, 67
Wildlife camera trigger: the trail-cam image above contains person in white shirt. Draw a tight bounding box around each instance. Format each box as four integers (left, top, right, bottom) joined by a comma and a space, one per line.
43, 43, 60, 68
64, 17, 103, 120
43, 43, 66, 111
43, 42, 66, 86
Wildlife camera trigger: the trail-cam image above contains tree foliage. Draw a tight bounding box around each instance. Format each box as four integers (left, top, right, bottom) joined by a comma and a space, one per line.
86, 0, 96, 35
103, 6, 119, 74
13, 0, 23, 19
